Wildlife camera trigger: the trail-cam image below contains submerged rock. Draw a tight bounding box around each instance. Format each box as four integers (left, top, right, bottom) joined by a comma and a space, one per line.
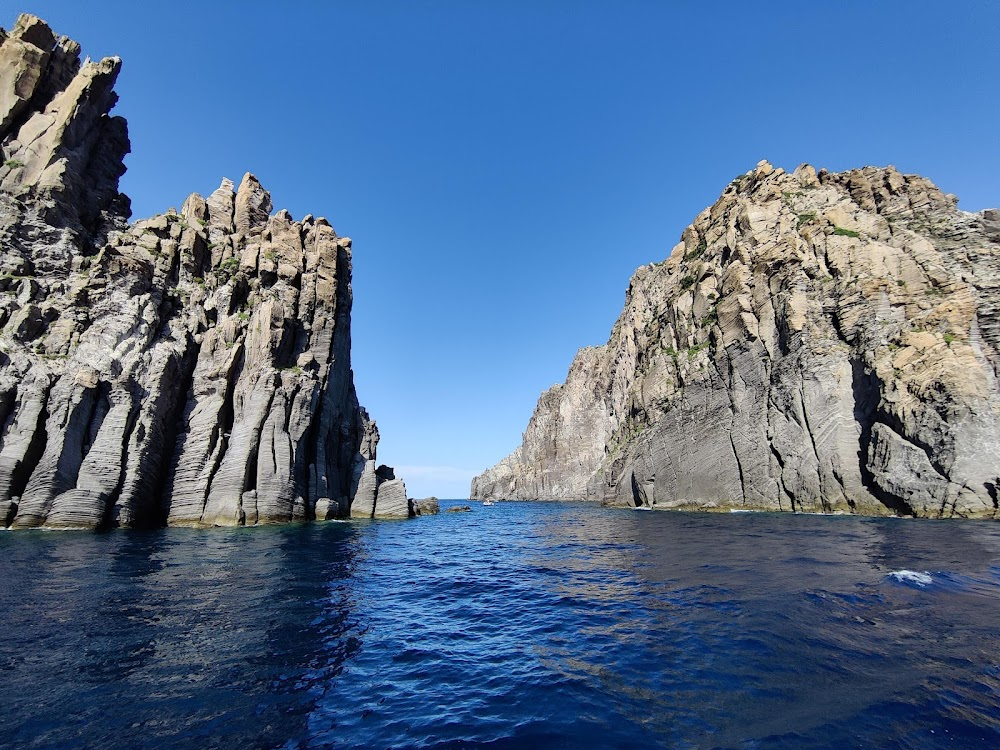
0, 14, 407, 529
473, 161, 1000, 520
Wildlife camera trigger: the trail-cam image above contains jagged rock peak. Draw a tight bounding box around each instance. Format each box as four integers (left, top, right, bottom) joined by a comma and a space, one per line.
235, 173, 273, 234
0, 13, 130, 273
473, 160, 1000, 519
0, 14, 411, 529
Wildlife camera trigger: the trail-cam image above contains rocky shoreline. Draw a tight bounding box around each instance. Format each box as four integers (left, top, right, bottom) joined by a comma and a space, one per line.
473, 161, 1000, 520
4, 13, 997, 527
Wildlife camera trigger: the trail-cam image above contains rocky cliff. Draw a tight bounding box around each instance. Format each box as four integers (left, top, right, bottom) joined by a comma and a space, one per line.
473, 160, 1000, 519
0, 14, 409, 529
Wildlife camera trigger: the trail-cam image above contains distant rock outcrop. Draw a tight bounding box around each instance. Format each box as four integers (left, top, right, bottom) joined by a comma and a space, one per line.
0, 14, 407, 528
473, 160, 1000, 519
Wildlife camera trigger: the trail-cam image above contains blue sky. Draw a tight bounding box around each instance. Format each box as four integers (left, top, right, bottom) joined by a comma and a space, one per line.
12, 1, 1000, 497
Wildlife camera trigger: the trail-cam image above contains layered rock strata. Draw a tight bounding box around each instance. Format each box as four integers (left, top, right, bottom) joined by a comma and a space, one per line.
473, 161, 1000, 519
349, 461, 414, 520
0, 14, 408, 529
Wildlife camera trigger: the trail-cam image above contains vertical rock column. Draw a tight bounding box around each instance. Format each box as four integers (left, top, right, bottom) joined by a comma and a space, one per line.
0, 14, 411, 529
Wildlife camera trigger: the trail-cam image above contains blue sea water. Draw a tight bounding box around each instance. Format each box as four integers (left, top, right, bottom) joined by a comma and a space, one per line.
1, 501, 999, 749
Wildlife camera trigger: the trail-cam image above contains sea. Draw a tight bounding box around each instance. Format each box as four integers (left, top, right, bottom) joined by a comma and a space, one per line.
1, 501, 999, 749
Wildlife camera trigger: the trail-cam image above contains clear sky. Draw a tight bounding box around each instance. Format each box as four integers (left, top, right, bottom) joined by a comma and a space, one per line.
11, 1, 1000, 497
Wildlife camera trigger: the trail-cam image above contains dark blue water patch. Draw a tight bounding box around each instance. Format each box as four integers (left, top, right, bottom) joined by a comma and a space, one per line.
2, 504, 1000, 749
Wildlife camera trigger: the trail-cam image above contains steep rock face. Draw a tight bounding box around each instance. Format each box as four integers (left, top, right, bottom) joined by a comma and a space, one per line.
0, 14, 129, 275
473, 161, 1000, 519
0, 14, 408, 528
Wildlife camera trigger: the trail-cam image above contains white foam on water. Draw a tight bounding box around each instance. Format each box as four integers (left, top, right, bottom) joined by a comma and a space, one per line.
33, 526, 92, 532
729, 509, 758, 514
888, 570, 933, 586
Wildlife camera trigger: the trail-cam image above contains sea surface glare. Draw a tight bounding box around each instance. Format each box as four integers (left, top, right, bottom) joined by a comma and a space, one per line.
2, 502, 1000, 749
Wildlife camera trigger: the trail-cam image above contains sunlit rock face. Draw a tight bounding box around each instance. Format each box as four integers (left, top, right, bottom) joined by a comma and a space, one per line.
0, 14, 409, 528
473, 160, 1000, 519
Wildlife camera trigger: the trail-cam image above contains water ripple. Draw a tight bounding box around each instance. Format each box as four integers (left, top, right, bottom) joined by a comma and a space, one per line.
1, 503, 999, 748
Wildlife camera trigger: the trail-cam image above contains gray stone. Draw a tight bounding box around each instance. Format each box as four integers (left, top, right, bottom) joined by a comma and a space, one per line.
350, 460, 378, 518
412, 497, 440, 515
234, 173, 273, 235
0, 15, 409, 530
0, 15, 55, 135
373, 479, 411, 519
473, 162, 1000, 520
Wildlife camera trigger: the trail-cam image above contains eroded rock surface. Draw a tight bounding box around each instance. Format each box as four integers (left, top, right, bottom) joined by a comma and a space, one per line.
412, 497, 439, 516
473, 161, 1000, 519
0, 14, 404, 529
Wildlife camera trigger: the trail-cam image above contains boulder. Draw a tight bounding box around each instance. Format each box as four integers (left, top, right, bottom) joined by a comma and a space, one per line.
412, 497, 440, 516
373, 479, 411, 519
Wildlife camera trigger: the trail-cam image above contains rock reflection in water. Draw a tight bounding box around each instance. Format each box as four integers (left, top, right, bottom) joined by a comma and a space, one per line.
2, 503, 1000, 749
0, 523, 363, 749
